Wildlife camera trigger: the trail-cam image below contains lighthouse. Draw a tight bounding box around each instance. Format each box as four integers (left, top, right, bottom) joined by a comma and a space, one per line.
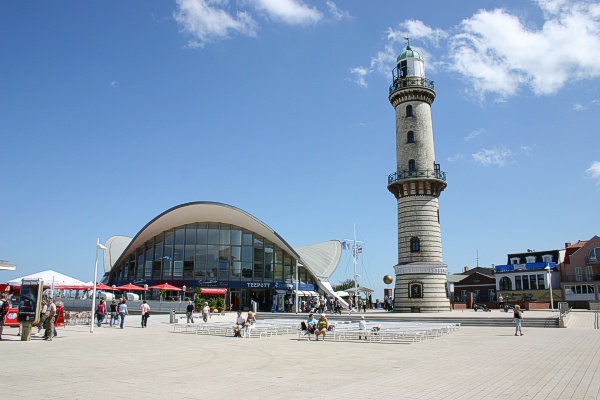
387, 41, 450, 312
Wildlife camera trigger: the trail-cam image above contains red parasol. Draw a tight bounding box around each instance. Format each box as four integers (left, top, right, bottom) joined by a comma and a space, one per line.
95, 283, 113, 291
114, 283, 146, 291
148, 283, 182, 291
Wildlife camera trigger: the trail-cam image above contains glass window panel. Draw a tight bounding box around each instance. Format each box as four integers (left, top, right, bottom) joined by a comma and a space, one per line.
530, 275, 537, 290
154, 235, 163, 260
185, 225, 196, 245
145, 242, 153, 278
207, 245, 219, 263
565, 286, 572, 295
231, 229, 242, 246
515, 276, 522, 290
163, 259, 172, 279
152, 261, 161, 279
275, 250, 283, 264
254, 247, 264, 262
538, 274, 545, 289
254, 262, 263, 279
522, 275, 529, 290
173, 261, 183, 277
576, 285, 582, 294
219, 261, 229, 278
174, 245, 184, 262
145, 260, 152, 278
183, 261, 194, 279
274, 264, 283, 281
219, 246, 231, 261
208, 228, 219, 244
196, 226, 207, 244
219, 229, 230, 245
231, 246, 241, 263
184, 245, 195, 261
230, 261, 241, 279
206, 261, 218, 278
243, 232, 253, 246
242, 246, 253, 262
242, 262, 252, 279
175, 227, 185, 245
194, 256, 206, 279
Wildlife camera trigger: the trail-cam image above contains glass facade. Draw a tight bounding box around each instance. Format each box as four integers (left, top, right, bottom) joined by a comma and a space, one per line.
110, 222, 315, 289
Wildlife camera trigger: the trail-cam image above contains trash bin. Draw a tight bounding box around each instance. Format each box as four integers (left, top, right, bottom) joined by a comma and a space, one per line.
170, 309, 176, 323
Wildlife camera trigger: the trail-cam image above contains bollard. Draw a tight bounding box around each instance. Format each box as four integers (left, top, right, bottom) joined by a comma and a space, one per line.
170, 309, 176, 323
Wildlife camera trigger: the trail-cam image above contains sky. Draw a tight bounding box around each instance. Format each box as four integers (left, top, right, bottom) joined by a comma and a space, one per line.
1, 0, 599, 298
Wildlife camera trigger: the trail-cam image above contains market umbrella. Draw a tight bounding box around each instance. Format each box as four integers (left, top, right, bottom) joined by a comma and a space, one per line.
148, 283, 182, 291
114, 283, 146, 291
95, 283, 113, 291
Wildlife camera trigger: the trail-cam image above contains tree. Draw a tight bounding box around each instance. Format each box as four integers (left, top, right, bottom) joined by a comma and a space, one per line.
333, 279, 358, 291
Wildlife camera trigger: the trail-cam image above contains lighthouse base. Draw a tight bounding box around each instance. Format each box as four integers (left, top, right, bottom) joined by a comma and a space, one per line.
392, 263, 451, 313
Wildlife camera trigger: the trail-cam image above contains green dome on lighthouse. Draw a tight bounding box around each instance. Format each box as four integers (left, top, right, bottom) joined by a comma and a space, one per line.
397, 45, 423, 62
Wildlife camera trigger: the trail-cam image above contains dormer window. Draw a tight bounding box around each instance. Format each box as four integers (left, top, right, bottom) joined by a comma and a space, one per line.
510, 258, 520, 265
407, 131, 415, 143
406, 105, 413, 117
526, 256, 536, 263
542, 254, 552, 263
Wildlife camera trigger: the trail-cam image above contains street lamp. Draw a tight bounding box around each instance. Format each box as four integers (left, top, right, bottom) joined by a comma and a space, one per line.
144, 284, 148, 300
182, 285, 186, 302
545, 264, 554, 311
90, 238, 108, 333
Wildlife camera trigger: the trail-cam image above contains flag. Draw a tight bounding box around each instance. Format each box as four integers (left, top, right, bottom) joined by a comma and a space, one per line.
357, 245, 363, 254
341, 241, 350, 250
97, 243, 108, 250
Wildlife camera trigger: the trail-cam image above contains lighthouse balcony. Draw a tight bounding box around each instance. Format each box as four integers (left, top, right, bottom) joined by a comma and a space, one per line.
389, 76, 434, 95
388, 169, 446, 184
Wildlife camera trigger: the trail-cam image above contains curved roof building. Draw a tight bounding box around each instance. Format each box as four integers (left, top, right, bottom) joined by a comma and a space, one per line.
104, 202, 343, 312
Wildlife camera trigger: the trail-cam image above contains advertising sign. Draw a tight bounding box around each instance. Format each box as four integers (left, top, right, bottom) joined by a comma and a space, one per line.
18, 279, 43, 323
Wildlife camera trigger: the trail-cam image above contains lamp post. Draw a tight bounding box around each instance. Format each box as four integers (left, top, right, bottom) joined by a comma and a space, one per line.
90, 238, 108, 333
182, 285, 186, 302
545, 264, 554, 311
144, 284, 148, 301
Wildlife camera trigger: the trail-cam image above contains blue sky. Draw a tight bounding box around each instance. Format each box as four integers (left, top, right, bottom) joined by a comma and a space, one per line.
1, 0, 599, 298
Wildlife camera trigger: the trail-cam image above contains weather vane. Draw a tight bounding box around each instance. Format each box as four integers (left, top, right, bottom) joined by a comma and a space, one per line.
404, 36, 411, 47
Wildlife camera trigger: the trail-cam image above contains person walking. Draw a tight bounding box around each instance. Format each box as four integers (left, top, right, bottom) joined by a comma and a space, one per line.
0, 293, 9, 340
44, 298, 57, 341
140, 300, 150, 328
109, 299, 118, 327
202, 302, 210, 323
186, 301, 195, 323
96, 299, 106, 327
514, 305, 524, 336
118, 298, 128, 329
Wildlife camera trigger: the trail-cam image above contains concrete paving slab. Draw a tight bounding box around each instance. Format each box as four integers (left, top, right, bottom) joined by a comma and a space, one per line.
2, 311, 599, 399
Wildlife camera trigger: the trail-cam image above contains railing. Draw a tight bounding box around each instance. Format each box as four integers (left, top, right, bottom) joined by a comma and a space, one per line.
563, 275, 600, 282
389, 76, 435, 95
388, 169, 446, 184
495, 262, 556, 272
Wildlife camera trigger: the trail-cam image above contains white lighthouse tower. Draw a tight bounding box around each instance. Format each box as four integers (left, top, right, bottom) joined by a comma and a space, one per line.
387, 41, 450, 312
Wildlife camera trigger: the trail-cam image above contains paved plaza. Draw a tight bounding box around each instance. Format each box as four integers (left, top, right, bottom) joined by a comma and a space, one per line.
2, 310, 600, 399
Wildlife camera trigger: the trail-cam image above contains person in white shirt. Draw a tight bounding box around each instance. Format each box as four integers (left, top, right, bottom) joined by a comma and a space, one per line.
358, 316, 367, 340
139, 300, 150, 328
202, 302, 210, 322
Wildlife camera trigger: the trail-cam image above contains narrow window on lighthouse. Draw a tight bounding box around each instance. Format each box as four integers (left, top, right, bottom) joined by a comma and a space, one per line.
410, 237, 420, 252
407, 131, 415, 143
406, 105, 413, 117
408, 159, 416, 172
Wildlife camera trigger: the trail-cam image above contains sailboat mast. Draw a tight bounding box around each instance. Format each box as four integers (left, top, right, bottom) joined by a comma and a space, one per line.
353, 223, 358, 307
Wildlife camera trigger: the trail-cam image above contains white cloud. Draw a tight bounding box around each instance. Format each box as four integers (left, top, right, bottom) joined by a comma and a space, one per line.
249, 0, 322, 25
573, 103, 588, 111
520, 145, 534, 154
352, 1, 600, 101
586, 161, 600, 184
472, 146, 514, 167
174, 0, 258, 48
447, 154, 465, 163
110, 81, 118, 87
325, 1, 351, 22
349, 67, 369, 87
464, 128, 484, 141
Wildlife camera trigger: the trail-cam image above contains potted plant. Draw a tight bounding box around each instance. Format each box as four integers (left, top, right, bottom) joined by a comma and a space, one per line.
216, 297, 225, 312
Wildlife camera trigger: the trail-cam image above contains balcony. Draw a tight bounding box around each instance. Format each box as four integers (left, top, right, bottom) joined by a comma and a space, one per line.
388, 169, 446, 185
495, 262, 556, 273
389, 77, 435, 96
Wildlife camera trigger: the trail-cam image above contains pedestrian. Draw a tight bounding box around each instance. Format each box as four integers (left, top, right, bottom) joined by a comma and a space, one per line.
243, 311, 257, 338
109, 299, 118, 327
140, 300, 150, 328
36, 300, 47, 336
44, 298, 57, 341
186, 300, 195, 323
358, 316, 367, 340
0, 293, 9, 340
118, 298, 128, 329
96, 299, 106, 327
514, 305, 524, 336
202, 301, 210, 322
499, 294, 504, 310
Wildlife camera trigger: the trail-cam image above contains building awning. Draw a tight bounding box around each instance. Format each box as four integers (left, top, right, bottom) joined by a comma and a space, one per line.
293, 290, 319, 297
275, 289, 289, 294
200, 288, 227, 295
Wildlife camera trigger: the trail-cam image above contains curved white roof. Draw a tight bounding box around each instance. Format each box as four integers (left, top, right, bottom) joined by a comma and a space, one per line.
108, 202, 343, 301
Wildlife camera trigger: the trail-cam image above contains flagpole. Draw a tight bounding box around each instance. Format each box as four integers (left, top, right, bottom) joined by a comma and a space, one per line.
90, 238, 107, 333
353, 223, 358, 311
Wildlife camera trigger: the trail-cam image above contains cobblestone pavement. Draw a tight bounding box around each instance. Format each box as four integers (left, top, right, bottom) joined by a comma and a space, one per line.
2, 311, 599, 399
